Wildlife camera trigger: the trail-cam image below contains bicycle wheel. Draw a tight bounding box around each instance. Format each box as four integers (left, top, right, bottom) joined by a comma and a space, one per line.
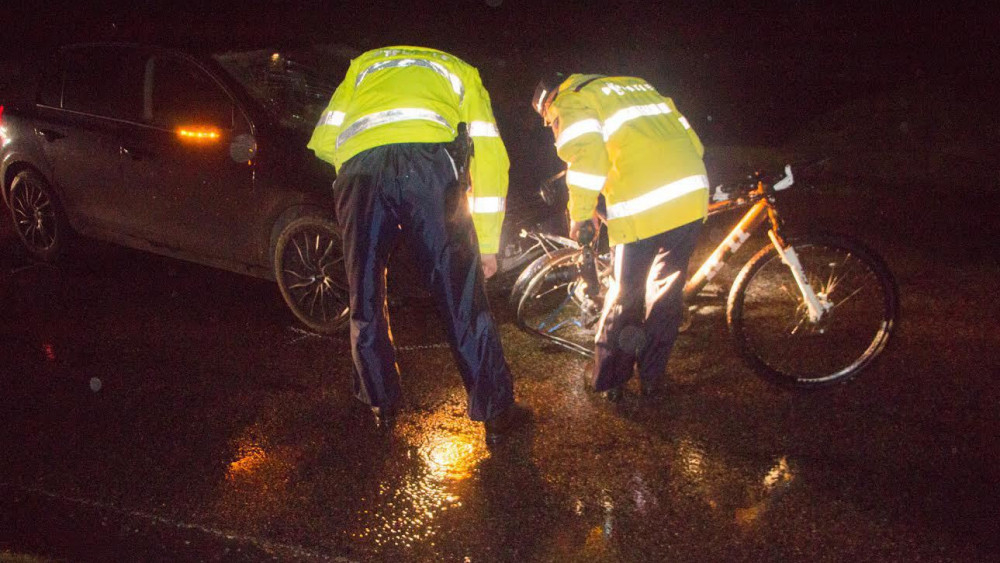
516, 248, 607, 357
509, 246, 571, 307
727, 233, 898, 388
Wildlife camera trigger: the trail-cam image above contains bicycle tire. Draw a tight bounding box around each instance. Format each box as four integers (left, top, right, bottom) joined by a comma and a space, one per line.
516, 248, 601, 357
508, 246, 577, 307
727, 233, 899, 388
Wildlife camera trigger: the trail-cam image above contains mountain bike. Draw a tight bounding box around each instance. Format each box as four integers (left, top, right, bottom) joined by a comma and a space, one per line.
512, 165, 899, 388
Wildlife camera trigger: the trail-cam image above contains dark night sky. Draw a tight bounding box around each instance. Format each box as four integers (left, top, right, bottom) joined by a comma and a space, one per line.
4, 1, 997, 184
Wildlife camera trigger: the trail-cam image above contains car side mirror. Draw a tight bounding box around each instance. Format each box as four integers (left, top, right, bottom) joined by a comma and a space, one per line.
229, 133, 257, 163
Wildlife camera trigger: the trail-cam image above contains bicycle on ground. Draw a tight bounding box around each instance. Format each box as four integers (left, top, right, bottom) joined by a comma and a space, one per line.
510, 165, 899, 388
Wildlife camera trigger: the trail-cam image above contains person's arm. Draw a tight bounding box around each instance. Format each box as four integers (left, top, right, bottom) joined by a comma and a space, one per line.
461, 67, 509, 259
307, 57, 360, 170
550, 92, 610, 230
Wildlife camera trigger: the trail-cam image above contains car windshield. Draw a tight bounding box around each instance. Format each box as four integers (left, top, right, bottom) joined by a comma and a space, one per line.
213, 46, 351, 132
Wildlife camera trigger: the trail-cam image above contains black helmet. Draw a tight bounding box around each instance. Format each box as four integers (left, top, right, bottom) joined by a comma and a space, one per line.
531, 72, 567, 119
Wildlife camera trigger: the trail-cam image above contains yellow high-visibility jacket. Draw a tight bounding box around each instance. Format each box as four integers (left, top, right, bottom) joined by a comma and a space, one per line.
307, 46, 510, 254
545, 74, 708, 246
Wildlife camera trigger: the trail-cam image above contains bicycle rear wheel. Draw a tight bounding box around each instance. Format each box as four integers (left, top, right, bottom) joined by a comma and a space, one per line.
727, 233, 898, 388
516, 248, 605, 357
509, 247, 572, 307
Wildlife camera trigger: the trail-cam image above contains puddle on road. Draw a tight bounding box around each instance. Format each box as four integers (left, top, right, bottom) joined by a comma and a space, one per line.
351, 412, 488, 551
558, 435, 800, 557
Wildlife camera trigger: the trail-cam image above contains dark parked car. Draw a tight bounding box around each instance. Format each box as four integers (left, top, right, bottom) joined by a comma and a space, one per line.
1, 42, 353, 333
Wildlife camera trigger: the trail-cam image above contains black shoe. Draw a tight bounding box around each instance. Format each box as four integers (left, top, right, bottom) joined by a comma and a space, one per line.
371, 406, 397, 432
602, 385, 624, 403
484, 402, 531, 447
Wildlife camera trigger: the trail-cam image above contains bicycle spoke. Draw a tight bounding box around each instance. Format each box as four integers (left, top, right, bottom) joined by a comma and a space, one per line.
830, 285, 865, 310
731, 236, 897, 387
517, 252, 598, 357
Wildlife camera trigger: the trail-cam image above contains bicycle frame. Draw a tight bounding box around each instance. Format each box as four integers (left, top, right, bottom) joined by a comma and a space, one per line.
500, 229, 577, 276
682, 165, 827, 321
515, 162, 897, 385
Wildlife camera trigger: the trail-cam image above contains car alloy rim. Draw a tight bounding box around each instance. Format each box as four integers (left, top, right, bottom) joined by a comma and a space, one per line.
11, 179, 57, 251
281, 226, 348, 325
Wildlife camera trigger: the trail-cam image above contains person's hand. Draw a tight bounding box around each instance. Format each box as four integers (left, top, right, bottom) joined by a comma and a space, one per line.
481, 253, 498, 278
569, 214, 600, 244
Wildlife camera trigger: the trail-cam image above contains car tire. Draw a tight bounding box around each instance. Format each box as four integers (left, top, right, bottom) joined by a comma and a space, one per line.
273, 215, 350, 334
7, 169, 70, 262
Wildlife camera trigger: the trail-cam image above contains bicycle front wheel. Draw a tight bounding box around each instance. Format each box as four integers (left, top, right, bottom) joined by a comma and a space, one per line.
727, 234, 899, 388
516, 248, 603, 357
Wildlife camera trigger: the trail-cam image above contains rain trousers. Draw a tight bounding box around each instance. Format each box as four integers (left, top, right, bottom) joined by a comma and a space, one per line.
541, 74, 709, 391
309, 47, 513, 421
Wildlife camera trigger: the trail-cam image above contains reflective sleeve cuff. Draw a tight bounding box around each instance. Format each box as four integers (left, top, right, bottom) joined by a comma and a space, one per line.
468, 196, 506, 214
469, 121, 500, 137
566, 169, 606, 192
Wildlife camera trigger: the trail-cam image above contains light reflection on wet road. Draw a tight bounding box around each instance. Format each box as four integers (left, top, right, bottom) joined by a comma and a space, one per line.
2, 190, 999, 561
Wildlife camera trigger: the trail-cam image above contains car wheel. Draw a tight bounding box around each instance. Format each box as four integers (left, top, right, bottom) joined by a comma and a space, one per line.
273, 215, 349, 334
8, 169, 69, 262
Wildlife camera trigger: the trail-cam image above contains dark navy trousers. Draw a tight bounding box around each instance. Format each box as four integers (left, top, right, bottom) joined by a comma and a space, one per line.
332, 142, 514, 421
593, 219, 702, 392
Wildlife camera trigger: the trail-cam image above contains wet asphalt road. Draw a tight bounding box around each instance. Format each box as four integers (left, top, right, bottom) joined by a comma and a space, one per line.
2, 182, 999, 562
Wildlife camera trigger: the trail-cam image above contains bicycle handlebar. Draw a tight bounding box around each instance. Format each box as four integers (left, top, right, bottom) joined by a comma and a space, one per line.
773, 164, 794, 191
712, 163, 796, 203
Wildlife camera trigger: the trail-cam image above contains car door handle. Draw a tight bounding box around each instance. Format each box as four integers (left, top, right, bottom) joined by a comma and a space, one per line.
35, 128, 66, 142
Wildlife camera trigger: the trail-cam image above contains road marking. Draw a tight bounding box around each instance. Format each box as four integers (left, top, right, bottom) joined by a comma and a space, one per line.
0, 482, 359, 562
286, 326, 449, 351
286, 326, 341, 345
9, 261, 57, 274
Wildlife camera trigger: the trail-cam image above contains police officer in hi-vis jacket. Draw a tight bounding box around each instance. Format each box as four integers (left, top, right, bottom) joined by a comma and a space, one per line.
309, 46, 528, 445
532, 73, 709, 401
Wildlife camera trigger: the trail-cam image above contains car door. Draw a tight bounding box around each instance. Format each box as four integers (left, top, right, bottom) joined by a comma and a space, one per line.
119, 51, 256, 264
31, 47, 142, 230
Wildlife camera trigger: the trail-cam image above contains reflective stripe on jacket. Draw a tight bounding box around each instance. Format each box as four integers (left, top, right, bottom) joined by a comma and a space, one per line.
308, 46, 510, 254
546, 74, 708, 246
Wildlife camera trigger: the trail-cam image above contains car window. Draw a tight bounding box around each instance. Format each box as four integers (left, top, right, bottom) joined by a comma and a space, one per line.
214, 48, 345, 133
61, 47, 142, 120
146, 55, 234, 130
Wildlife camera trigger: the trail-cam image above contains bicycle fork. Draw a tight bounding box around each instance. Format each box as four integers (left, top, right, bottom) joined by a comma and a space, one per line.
767, 231, 829, 324
684, 196, 829, 325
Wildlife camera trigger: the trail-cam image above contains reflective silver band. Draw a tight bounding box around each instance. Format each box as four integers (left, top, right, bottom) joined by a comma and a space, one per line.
556, 103, 687, 148
555, 118, 602, 149
602, 103, 672, 140
566, 169, 606, 192
605, 174, 708, 220
534, 88, 549, 114
319, 110, 346, 127
356, 58, 465, 102
336, 108, 451, 148
468, 121, 500, 137
469, 196, 506, 214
